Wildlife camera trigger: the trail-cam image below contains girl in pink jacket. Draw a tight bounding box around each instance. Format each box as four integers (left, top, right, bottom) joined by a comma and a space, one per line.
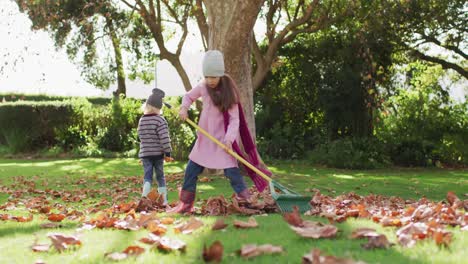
168, 50, 252, 214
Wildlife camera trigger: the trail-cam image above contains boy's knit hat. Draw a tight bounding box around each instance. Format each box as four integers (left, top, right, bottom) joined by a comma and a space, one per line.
146, 88, 165, 109
202, 50, 225, 77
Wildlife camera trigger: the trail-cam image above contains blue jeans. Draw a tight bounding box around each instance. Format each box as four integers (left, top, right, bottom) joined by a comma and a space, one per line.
141, 157, 165, 187
182, 160, 247, 193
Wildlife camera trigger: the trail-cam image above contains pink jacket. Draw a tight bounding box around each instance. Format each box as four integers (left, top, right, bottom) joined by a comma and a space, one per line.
181, 82, 239, 169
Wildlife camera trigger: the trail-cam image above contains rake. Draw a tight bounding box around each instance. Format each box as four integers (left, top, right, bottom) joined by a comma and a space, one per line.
164, 102, 311, 213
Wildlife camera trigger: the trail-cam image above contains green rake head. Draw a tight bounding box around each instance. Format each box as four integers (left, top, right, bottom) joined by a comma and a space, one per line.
269, 181, 311, 213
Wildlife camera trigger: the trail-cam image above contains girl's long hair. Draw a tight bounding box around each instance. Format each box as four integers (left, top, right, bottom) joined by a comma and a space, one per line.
206, 75, 240, 112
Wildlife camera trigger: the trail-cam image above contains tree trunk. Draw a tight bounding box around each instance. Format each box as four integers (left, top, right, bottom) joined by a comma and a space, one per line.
106, 17, 126, 97
203, 0, 265, 138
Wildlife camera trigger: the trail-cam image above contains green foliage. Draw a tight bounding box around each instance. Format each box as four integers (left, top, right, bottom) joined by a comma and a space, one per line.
0, 101, 74, 152
376, 63, 468, 166
308, 137, 390, 169
0, 93, 111, 105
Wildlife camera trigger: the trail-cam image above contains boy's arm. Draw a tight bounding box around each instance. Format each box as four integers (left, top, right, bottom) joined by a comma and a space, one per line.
156, 118, 172, 156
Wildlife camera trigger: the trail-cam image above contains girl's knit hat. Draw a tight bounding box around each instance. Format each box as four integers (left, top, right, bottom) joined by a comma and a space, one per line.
202, 50, 225, 77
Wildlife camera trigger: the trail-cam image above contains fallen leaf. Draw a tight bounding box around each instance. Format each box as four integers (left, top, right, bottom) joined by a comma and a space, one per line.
47, 233, 81, 252
40, 222, 62, 229
174, 217, 204, 234
122, 245, 145, 256
350, 228, 380, 239
283, 206, 304, 227
139, 233, 160, 245
31, 242, 50, 252
238, 244, 283, 259
362, 234, 393, 249
212, 219, 228, 230
160, 217, 175, 225
147, 221, 167, 236
291, 224, 338, 239
48, 213, 66, 222
203, 240, 223, 263
303, 248, 366, 264
233, 217, 258, 229
157, 237, 186, 252
105, 252, 128, 261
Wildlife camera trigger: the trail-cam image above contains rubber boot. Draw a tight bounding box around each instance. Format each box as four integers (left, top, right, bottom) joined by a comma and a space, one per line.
166, 189, 195, 214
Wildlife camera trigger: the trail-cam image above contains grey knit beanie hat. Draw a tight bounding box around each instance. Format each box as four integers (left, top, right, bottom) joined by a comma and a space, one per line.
146, 88, 165, 109
202, 50, 225, 77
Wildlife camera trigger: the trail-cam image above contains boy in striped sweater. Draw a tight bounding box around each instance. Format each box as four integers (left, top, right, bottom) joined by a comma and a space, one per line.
137, 88, 173, 205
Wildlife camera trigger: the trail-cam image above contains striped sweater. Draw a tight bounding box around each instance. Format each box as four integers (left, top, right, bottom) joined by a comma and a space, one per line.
137, 114, 172, 158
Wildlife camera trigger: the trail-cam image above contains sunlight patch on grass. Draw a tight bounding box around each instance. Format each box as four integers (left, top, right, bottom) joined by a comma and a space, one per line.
60, 165, 83, 170
332, 174, 355, 179
197, 184, 215, 190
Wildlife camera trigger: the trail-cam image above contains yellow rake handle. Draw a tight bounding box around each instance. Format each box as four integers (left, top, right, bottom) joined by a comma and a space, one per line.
167, 103, 272, 183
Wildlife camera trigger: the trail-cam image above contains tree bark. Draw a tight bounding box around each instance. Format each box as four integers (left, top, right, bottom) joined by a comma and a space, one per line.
203, 0, 265, 137
106, 16, 127, 97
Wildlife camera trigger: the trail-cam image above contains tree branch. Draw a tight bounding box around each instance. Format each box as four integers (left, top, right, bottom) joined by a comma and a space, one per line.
193, 0, 208, 50
411, 49, 468, 79
120, 0, 141, 11
420, 33, 468, 60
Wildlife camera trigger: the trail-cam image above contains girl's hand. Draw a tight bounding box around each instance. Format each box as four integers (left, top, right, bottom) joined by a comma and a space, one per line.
223, 140, 232, 153
164, 157, 175, 162
179, 107, 188, 121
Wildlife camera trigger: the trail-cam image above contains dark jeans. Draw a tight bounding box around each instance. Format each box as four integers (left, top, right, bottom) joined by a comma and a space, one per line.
182, 160, 247, 193
141, 157, 165, 187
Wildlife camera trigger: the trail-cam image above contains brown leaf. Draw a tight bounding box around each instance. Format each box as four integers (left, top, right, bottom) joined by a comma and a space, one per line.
40, 222, 62, 229
238, 244, 283, 259
203, 240, 223, 263
105, 252, 128, 261
160, 217, 175, 225
200, 176, 212, 182
302, 248, 366, 264
350, 228, 380, 239
48, 213, 66, 222
362, 234, 393, 249
212, 219, 228, 230
122, 245, 145, 256
433, 230, 452, 246
39, 206, 51, 214
157, 237, 186, 252
174, 217, 204, 234
283, 206, 304, 227
139, 233, 161, 245
147, 189, 159, 202
446, 191, 460, 206
115, 215, 140, 231
147, 221, 167, 236
31, 242, 50, 252
13, 214, 33, 222
47, 233, 81, 252
291, 224, 338, 239
233, 217, 258, 229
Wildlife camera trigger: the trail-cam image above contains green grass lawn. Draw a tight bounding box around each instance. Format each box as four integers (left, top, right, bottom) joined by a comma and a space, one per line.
0, 158, 466, 263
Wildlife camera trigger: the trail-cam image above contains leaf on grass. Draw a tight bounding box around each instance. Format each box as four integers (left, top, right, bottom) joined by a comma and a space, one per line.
115, 215, 140, 231
238, 244, 283, 259
291, 224, 338, 239
283, 206, 304, 227
303, 248, 366, 264
230, 198, 262, 215
446, 191, 460, 208
156, 237, 186, 252
212, 219, 228, 230
160, 217, 175, 225
233, 217, 258, 229
31, 241, 50, 252
203, 240, 223, 263
433, 229, 452, 246
47, 233, 81, 252
122, 245, 145, 256
147, 221, 167, 236
139, 233, 161, 245
174, 217, 204, 234
362, 234, 393, 249
40, 222, 62, 229
350, 228, 380, 239
200, 176, 212, 183
203, 196, 229, 216
48, 213, 66, 222
39, 206, 51, 214
105, 252, 128, 261
13, 214, 33, 222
